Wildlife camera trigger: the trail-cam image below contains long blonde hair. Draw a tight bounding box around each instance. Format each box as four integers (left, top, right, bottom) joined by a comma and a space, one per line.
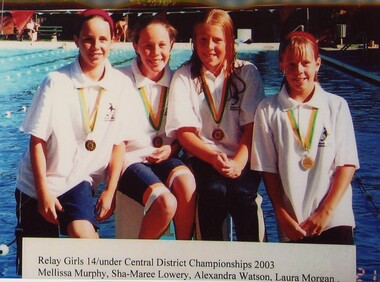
189, 9, 245, 101
190, 9, 236, 78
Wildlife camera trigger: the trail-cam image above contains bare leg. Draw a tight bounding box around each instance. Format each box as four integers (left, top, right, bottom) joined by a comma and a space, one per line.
172, 174, 197, 240
139, 192, 177, 239
67, 220, 99, 238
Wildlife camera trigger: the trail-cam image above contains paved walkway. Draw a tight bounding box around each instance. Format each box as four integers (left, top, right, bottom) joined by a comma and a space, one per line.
320, 46, 380, 85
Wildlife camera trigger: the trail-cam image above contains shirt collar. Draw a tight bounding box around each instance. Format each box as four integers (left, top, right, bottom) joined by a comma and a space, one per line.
131, 58, 172, 89
71, 56, 113, 90
201, 65, 226, 81
278, 82, 325, 111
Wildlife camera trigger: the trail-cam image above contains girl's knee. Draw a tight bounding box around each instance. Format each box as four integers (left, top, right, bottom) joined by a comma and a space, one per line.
181, 173, 196, 188
67, 220, 98, 238
172, 174, 197, 199
154, 192, 177, 217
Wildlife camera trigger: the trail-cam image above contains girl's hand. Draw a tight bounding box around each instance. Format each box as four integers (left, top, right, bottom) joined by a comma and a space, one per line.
221, 159, 243, 179
96, 189, 116, 221
38, 192, 63, 225
146, 145, 171, 164
210, 152, 230, 175
300, 206, 333, 237
276, 208, 307, 241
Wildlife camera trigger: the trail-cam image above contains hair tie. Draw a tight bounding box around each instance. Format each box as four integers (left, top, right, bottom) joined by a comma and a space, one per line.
79, 9, 114, 37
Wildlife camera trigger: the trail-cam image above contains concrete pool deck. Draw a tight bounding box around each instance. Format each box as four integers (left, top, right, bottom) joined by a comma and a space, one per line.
320, 46, 380, 85
1, 40, 379, 85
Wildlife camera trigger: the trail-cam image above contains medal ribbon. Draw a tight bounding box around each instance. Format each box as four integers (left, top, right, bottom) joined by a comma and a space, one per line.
78, 88, 104, 134
201, 69, 228, 124
138, 86, 168, 131
287, 108, 319, 151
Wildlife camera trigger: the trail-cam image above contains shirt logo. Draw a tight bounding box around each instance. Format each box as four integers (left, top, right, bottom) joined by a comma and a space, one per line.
229, 104, 239, 111
318, 127, 328, 147
104, 103, 116, 121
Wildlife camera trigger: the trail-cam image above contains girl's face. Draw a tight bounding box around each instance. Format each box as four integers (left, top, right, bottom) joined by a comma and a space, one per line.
194, 23, 226, 76
74, 17, 112, 74
133, 23, 173, 82
280, 46, 321, 100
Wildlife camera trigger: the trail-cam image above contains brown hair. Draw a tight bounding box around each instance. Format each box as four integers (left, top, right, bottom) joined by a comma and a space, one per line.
130, 15, 177, 44
279, 31, 320, 82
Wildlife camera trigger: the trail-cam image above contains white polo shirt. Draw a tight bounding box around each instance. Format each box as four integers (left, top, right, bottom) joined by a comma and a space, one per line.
119, 59, 175, 169
17, 57, 139, 198
166, 60, 264, 158
251, 83, 359, 240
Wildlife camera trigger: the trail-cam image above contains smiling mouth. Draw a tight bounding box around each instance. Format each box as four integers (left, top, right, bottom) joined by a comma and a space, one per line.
150, 59, 164, 65
91, 53, 103, 58
294, 77, 307, 82
205, 53, 216, 59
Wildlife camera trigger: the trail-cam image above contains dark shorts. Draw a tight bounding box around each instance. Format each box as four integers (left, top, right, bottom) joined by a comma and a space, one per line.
289, 226, 354, 245
189, 157, 264, 241
118, 158, 190, 206
15, 189, 59, 275
16, 181, 98, 236
15, 182, 98, 275
56, 181, 99, 235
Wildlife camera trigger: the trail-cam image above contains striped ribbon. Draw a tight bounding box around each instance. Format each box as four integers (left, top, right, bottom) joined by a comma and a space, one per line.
78, 87, 104, 134
287, 108, 319, 151
201, 70, 228, 124
138, 86, 168, 131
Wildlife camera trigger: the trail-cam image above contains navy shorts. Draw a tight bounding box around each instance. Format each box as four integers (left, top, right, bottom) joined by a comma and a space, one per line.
118, 158, 190, 206
57, 181, 99, 235
289, 226, 354, 245
15, 188, 59, 275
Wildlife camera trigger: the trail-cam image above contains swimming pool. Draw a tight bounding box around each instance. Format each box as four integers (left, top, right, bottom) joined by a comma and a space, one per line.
0, 46, 379, 280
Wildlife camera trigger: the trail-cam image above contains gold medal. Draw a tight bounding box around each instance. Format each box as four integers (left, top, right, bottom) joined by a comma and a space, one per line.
212, 129, 225, 141
85, 140, 96, 151
152, 136, 163, 148
301, 154, 314, 170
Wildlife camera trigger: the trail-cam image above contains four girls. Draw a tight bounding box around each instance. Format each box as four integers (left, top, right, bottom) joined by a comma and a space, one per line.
15, 8, 358, 248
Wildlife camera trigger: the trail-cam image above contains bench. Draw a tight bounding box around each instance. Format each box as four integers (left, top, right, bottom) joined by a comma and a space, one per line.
37, 26, 63, 41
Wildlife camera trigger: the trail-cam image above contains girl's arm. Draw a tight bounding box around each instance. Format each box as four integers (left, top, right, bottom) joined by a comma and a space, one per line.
30, 136, 62, 224
262, 172, 307, 241
177, 127, 229, 174
96, 142, 125, 221
226, 123, 253, 178
300, 97, 358, 236
300, 165, 356, 236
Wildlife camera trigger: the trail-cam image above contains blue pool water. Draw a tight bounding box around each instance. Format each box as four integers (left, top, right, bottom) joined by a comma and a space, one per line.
0, 47, 379, 280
